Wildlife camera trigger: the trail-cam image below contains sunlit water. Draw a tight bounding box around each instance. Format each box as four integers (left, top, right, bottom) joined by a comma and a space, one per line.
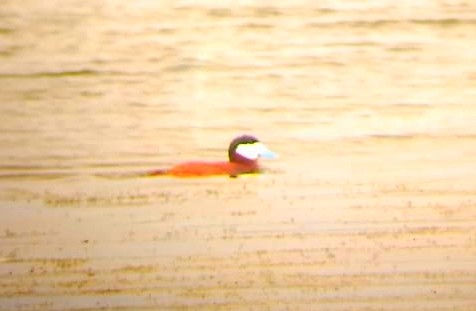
1, 1, 476, 310
1, 0, 476, 178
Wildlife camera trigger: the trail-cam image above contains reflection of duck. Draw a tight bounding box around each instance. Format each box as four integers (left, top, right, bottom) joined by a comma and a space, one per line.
148, 135, 277, 178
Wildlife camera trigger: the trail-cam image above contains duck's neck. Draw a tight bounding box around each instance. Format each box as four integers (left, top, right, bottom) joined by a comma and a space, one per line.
231, 160, 259, 175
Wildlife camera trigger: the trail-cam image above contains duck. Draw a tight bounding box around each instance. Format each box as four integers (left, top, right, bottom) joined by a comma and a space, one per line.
148, 134, 277, 178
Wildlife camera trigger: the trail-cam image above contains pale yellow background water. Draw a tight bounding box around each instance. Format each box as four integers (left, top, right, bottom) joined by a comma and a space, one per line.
1, 1, 476, 310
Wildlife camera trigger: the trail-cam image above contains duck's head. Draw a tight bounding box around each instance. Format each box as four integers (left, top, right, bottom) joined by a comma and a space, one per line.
228, 135, 277, 164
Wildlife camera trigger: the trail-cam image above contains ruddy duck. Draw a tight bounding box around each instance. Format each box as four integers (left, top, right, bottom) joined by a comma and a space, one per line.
148, 135, 277, 178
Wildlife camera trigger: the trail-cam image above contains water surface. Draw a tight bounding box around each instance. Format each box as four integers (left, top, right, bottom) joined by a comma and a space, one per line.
1, 1, 476, 310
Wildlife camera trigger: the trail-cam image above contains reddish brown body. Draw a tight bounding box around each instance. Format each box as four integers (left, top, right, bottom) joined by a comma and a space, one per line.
149, 161, 259, 177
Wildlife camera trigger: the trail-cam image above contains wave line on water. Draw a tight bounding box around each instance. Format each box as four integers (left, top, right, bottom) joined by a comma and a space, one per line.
0, 69, 161, 79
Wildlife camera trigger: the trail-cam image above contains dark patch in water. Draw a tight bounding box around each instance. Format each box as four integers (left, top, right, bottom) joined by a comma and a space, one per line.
0, 70, 99, 79
309, 18, 476, 29
0, 69, 160, 79
93, 171, 150, 179
412, 18, 476, 26
0, 27, 15, 34
0, 172, 74, 180
242, 22, 273, 30
368, 134, 416, 140
207, 8, 231, 18
253, 7, 282, 17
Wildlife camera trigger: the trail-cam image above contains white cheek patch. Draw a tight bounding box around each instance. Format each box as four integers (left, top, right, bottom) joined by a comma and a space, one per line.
235, 142, 277, 160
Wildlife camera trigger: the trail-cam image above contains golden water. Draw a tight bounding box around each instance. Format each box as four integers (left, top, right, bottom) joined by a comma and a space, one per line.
1, 1, 476, 310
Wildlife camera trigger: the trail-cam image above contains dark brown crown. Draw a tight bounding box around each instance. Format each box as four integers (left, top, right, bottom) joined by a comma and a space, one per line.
228, 134, 259, 163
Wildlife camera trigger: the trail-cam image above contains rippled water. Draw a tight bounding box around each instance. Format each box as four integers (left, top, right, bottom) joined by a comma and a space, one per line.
1, 0, 476, 178
1, 1, 476, 310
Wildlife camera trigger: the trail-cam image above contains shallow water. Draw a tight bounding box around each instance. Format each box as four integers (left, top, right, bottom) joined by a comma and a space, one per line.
1, 1, 476, 310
